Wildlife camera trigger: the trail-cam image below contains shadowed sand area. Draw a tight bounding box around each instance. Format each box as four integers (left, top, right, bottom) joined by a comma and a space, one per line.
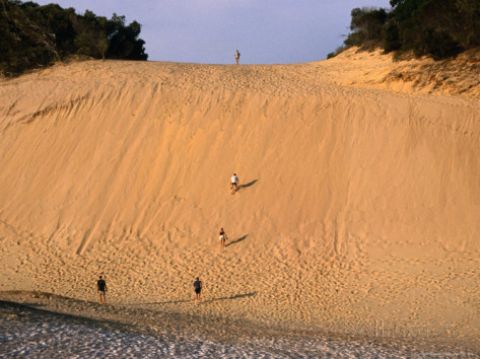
1, 292, 477, 357
0, 49, 479, 353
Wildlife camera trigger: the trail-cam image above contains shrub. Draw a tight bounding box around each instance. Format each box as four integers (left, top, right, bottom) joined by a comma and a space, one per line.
339, 0, 480, 59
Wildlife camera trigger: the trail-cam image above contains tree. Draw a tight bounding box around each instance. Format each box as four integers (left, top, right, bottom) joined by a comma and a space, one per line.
344, 8, 387, 48
0, 1, 148, 76
339, 0, 479, 59
106, 15, 148, 60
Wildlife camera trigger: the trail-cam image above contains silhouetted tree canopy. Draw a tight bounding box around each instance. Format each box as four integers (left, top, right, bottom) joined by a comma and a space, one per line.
340, 0, 480, 59
0, 0, 148, 76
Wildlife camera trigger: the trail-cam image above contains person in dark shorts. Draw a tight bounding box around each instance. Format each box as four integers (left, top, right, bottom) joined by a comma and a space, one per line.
193, 277, 202, 302
97, 275, 107, 304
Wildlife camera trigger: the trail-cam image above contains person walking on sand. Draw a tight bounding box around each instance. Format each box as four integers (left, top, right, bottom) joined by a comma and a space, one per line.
193, 277, 203, 302
97, 275, 107, 304
219, 227, 227, 248
234, 49, 241, 65
230, 173, 239, 193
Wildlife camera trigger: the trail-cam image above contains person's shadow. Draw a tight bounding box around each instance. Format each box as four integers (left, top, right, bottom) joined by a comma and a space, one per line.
135, 292, 256, 306
226, 234, 248, 247
201, 292, 256, 304
238, 179, 258, 191
136, 298, 193, 305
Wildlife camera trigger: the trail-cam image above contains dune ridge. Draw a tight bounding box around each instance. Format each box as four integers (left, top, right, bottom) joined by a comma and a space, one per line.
323, 48, 480, 98
0, 56, 479, 349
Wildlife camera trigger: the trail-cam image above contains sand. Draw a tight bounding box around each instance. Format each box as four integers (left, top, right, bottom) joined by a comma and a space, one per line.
0, 49, 479, 352
322, 48, 480, 98
2, 294, 475, 358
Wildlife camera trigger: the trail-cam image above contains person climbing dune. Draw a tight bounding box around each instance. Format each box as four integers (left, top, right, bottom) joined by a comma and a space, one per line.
219, 227, 227, 248
230, 173, 239, 194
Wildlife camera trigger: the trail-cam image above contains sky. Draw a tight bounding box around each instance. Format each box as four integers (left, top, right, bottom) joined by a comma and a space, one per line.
34, 0, 391, 64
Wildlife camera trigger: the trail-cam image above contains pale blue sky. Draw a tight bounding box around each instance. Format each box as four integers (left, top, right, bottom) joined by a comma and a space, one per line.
35, 0, 391, 64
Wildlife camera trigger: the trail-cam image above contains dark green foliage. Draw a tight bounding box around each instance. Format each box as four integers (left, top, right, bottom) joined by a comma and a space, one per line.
342, 0, 480, 59
106, 14, 147, 60
383, 20, 401, 52
0, 1, 56, 75
74, 10, 108, 58
326, 45, 347, 59
423, 30, 463, 59
0, 0, 148, 76
344, 8, 387, 48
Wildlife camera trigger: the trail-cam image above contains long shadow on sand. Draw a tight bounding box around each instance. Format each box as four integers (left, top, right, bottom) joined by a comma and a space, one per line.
201, 292, 256, 305
139, 298, 193, 305
226, 234, 248, 247
238, 179, 258, 191
138, 292, 256, 306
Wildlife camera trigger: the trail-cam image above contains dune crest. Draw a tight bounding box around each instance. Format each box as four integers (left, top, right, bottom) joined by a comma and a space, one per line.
322, 47, 480, 98
0, 56, 479, 348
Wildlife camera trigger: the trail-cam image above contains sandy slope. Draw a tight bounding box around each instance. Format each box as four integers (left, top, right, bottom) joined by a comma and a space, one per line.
0, 54, 479, 349
321, 48, 480, 98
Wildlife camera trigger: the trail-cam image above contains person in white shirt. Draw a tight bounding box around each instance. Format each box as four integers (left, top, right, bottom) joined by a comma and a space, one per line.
230, 173, 239, 193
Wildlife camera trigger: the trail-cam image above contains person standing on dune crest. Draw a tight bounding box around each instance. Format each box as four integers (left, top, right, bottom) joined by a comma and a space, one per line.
193, 277, 203, 302
97, 275, 107, 304
234, 49, 241, 64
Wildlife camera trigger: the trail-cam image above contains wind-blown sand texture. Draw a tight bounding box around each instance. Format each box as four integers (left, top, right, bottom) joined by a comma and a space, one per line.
0, 50, 479, 351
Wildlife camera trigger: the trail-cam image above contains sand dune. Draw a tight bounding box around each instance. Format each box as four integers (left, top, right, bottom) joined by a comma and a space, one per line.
0, 53, 479, 349
321, 47, 480, 98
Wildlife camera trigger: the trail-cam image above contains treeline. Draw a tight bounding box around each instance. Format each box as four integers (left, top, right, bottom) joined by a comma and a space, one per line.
336, 0, 480, 59
0, 0, 148, 76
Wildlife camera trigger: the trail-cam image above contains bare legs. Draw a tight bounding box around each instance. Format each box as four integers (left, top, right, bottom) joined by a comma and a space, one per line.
98, 291, 106, 304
